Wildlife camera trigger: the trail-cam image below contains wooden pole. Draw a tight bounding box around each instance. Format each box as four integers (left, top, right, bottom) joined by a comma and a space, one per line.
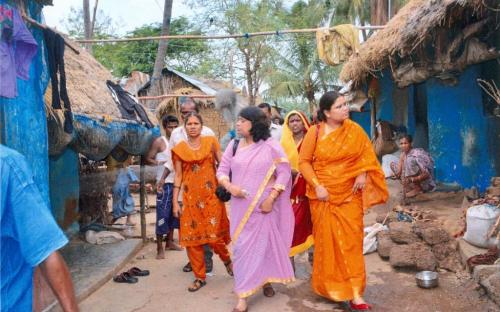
75, 25, 386, 44
139, 157, 147, 243
137, 94, 216, 101
370, 97, 377, 139
22, 15, 80, 55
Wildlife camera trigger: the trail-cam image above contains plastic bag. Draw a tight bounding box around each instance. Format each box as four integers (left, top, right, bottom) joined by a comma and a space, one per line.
363, 223, 388, 255
463, 204, 500, 248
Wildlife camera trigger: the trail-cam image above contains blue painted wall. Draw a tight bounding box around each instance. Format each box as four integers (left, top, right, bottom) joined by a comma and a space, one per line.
49, 148, 80, 233
426, 65, 494, 191
0, 2, 50, 206
351, 69, 415, 137
351, 66, 495, 191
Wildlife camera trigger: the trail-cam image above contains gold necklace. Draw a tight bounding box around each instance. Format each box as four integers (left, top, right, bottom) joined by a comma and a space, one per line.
187, 138, 201, 149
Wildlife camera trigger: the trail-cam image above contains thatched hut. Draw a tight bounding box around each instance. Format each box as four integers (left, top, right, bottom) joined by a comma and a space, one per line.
340, 0, 499, 191
44, 38, 159, 231
137, 67, 246, 139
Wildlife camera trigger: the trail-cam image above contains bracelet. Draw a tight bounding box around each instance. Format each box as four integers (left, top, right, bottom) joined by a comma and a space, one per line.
173, 185, 181, 189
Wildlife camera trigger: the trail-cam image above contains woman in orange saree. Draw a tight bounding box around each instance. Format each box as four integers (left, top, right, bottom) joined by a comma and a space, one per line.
280, 111, 314, 263
172, 113, 232, 292
299, 91, 388, 311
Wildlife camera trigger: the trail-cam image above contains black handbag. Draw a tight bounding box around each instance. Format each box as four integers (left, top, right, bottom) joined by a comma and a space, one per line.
215, 139, 240, 202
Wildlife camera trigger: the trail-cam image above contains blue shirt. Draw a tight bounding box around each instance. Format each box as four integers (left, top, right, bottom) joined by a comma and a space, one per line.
0, 145, 68, 311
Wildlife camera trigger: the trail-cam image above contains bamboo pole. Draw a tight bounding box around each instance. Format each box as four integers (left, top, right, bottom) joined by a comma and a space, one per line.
75, 25, 386, 44
22, 15, 80, 55
139, 157, 147, 243
137, 94, 216, 101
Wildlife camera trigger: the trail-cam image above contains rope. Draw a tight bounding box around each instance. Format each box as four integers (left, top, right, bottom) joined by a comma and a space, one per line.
75, 25, 385, 44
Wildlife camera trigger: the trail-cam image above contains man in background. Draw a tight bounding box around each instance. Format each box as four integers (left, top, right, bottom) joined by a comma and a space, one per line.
258, 102, 282, 141
146, 115, 182, 259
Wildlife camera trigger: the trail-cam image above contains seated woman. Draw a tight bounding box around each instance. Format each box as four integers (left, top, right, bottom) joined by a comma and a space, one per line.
390, 134, 436, 198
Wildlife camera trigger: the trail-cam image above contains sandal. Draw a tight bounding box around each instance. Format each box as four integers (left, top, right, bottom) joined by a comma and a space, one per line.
188, 279, 206, 292
263, 283, 275, 297
232, 308, 248, 312
349, 301, 372, 311
128, 267, 150, 277
113, 272, 138, 284
183, 262, 193, 272
224, 260, 234, 276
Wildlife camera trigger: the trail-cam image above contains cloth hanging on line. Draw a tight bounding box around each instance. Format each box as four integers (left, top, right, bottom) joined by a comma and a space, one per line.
316, 24, 360, 66
43, 28, 73, 133
106, 80, 154, 128
0, 5, 38, 98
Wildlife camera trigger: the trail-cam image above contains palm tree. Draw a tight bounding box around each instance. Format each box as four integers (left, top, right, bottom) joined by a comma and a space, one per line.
263, 0, 340, 115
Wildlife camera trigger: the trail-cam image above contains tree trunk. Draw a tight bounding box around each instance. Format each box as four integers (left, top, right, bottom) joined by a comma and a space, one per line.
90, 0, 99, 38
245, 55, 255, 106
82, 0, 92, 51
370, 0, 388, 25
150, 0, 173, 109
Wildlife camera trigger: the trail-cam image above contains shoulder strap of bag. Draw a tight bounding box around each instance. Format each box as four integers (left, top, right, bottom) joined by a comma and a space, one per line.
232, 139, 240, 156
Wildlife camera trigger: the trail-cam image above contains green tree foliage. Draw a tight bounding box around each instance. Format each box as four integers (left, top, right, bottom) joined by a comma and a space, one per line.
91, 17, 209, 77
263, 0, 340, 114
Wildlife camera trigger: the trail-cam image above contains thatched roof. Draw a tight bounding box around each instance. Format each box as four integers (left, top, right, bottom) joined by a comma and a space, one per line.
45, 38, 156, 123
340, 0, 499, 87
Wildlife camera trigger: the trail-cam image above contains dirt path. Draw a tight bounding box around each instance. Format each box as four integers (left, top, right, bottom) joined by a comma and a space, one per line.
79, 184, 498, 312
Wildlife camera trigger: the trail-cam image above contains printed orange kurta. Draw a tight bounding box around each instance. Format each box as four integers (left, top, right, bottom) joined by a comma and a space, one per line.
299, 119, 388, 301
171, 136, 231, 247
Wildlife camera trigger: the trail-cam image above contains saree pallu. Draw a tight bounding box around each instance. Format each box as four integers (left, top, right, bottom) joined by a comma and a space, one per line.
289, 173, 313, 256
299, 119, 388, 301
217, 139, 295, 298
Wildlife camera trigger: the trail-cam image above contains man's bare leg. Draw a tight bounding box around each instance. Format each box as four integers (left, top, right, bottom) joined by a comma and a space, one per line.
167, 230, 182, 250
156, 235, 165, 259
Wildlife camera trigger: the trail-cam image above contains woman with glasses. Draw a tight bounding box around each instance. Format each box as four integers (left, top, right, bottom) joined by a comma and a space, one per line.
217, 107, 294, 312
299, 91, 388, 311
171, 112, 232, 292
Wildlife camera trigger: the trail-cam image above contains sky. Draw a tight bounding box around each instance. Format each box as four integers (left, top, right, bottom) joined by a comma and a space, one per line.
43, 0, 193, 35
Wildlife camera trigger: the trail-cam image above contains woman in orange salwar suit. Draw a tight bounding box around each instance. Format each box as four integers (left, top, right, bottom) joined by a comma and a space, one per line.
172, 113, 232, 292
299, 91, 388, 311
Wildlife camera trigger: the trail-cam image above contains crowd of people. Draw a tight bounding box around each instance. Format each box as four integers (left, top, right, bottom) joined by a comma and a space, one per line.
2, 90, 403, 312
147, 91, 389, 312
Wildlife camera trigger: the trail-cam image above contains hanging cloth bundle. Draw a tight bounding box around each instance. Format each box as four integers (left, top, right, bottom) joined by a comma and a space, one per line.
316, 24, 360, 66
106, 80, 154, 128
43, 28, 73, 133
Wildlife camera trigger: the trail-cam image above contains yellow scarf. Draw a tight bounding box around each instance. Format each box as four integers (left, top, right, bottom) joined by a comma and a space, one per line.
280, 110, 311, 171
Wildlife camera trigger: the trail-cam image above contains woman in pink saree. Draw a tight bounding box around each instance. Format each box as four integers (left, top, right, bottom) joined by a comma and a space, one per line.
217, 107, 295, 312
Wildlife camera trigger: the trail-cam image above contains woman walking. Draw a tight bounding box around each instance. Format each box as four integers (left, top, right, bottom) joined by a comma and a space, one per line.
171, 113, 232, 292
217, 107, 295, 312
299, 91, 388, 311
280, 111, 314, 265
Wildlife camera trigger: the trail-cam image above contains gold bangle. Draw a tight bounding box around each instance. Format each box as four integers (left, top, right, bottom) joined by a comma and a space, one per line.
173, 185, 181, 189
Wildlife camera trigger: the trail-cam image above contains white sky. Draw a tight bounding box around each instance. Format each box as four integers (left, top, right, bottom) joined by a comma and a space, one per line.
42, 0, 193, 35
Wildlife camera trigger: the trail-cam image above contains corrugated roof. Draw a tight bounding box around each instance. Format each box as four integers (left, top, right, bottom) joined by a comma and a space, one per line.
165, 67, 217, 96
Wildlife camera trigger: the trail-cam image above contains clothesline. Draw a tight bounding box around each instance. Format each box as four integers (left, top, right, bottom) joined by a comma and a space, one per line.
75, 25, 385, 44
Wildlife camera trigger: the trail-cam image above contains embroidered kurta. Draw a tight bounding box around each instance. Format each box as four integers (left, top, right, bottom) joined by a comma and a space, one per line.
299, 119, 388, 301
172, 136, 230, 247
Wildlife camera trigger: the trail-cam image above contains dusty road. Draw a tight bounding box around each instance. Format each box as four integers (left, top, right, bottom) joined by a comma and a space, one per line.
79, 187, 498, 312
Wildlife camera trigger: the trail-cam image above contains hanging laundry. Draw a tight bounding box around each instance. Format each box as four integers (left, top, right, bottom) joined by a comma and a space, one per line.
316, 24, 360, 66
106, 80, 154, 128
43, 28, 73, 133
0, 5, 38, 98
